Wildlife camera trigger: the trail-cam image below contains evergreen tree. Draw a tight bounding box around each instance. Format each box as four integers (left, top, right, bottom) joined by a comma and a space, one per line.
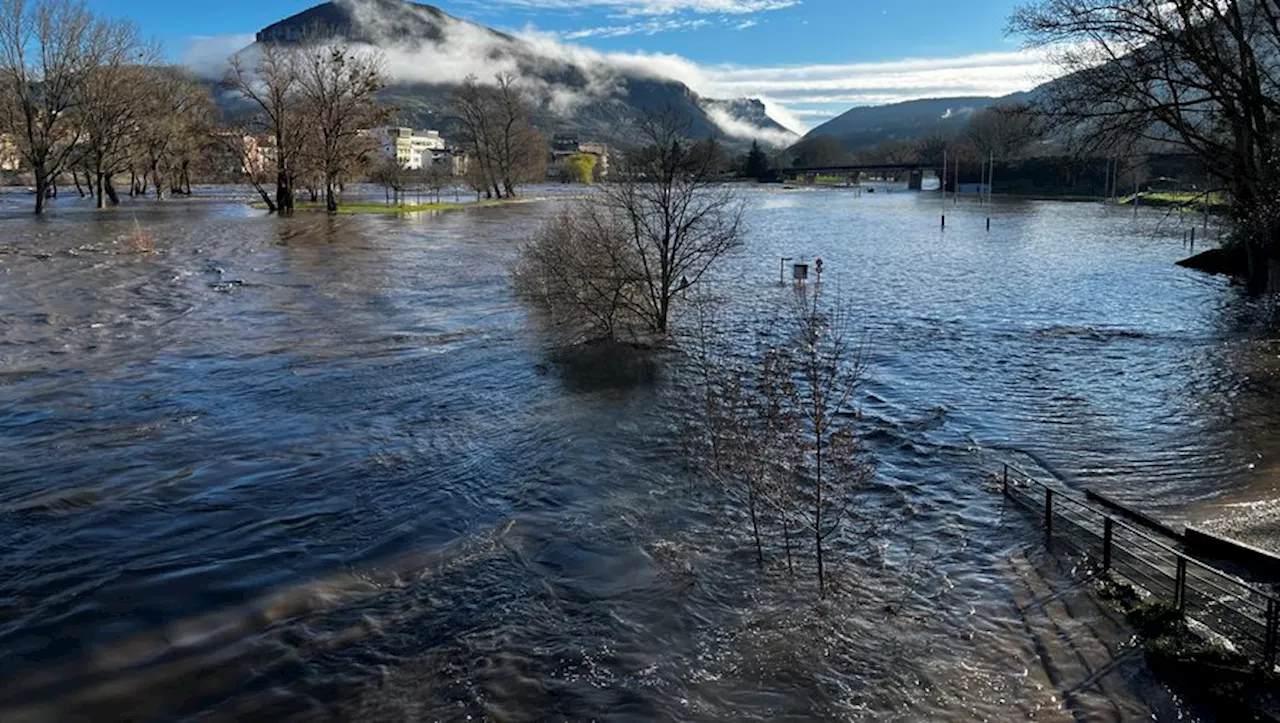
743, 140, 770, 179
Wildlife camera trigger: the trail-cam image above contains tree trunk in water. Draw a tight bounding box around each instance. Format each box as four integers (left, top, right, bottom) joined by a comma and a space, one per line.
276, 175, 294, 215
104, 177, 120, 206
129, 171, 136, 197
1246, 242, 1268, 294
96, 173, 105, 209
815, 441, 824, 597
254, 184, 276, 213
72, 172, 83, 198
325, 177, 337, 213
33, 169, 47, 214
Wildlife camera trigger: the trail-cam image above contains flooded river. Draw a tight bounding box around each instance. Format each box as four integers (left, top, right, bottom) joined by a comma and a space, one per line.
1, 186, 1277, 721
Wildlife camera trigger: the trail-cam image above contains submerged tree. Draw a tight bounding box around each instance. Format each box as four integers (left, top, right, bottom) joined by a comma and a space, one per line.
0, 0, 139, 213
224, 41, 306, 214
513, 111, 744, 341
687, 284, 876, 596
294, 41, 387, 212
602, 112, 745, 335
73, 25, 150, 208
782, 284, 875, 595
450, 73, 546, 199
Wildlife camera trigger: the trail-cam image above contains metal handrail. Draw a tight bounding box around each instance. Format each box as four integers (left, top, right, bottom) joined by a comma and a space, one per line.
1002, 462, 1279, 605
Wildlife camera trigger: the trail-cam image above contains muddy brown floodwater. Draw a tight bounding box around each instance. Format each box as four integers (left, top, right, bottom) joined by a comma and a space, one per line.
2, 185, 1278, 721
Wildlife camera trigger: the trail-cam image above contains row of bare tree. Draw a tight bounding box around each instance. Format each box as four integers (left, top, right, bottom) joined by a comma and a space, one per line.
224, 36, 388, 214
449, 73, 547, 200
0, 0, 213, 211
0, 0, 393, 215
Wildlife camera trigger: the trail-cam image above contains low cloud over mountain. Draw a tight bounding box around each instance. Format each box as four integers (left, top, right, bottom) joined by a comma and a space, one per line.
192, 0, 798, 148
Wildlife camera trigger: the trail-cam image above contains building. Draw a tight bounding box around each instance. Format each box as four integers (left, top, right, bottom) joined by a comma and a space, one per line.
549, 134, 610, 180
371, 127, 446, 170
205, 132, 277, 181
0, 134, 20, 172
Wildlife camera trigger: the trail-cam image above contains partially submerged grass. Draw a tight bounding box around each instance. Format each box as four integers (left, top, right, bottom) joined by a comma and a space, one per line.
250, 201, 465, 215
1119, 191, 1228, 210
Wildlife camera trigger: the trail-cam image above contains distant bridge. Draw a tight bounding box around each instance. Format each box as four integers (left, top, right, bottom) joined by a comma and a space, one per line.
784, 163, 937, 190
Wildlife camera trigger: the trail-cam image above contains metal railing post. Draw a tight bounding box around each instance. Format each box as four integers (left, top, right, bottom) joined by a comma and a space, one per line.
1103, 517, 1113, 571
1044, 488, 1054, 544
1175, 558, 1188, 612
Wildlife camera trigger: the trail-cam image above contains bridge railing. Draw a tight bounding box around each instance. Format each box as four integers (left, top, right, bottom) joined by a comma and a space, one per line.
1001, 463, 1280, 669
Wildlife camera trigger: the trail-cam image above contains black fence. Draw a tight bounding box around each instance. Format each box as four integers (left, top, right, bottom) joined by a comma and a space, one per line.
1001, 463, 1280, 670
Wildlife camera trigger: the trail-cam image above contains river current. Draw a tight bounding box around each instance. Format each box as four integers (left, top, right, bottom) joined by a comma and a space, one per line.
1, 185, 1276, 721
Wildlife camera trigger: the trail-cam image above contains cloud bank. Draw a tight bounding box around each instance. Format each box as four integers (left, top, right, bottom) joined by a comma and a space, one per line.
181, 2, 1053, 143
461, 0, 799, 16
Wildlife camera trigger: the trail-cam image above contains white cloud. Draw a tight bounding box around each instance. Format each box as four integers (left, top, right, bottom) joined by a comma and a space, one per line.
181, 33, 256, 77
734, 19, 759, 30
705, 106, 797, 147
694, 50, 1055, 130
180, 3, 1055, 141
470, 0, 798, 16
559, 18, 711, 39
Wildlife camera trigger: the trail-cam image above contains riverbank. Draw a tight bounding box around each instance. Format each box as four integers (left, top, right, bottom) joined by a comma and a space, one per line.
249, 200, 465, 214
247, 195, 574, 215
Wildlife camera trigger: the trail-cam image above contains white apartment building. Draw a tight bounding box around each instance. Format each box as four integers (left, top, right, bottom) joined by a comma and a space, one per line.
371, 127, 446, 170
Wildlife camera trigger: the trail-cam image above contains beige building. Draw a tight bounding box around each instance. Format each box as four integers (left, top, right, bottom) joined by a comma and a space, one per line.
371, 127, 446, 170
0, 134, 21, 172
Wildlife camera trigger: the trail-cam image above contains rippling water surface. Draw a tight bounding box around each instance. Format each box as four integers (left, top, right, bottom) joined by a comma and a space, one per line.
2, 185, 1277, 721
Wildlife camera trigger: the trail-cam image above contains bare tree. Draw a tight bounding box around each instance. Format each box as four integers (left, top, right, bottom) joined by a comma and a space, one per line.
213, 129, 276, 210
369, 155, 408, 205
224, 42, 305, 214
602, 112, 745, 335
685, 285, 876, 595
514, 112, 743, 340
0, 0, 133, 213
511, 204, 644, 343
782, 284, 874, 596
963, 105, 1041, 161
135, 67, 214, 200
1010, 0, 1280, 290
450, 73, 546, 199
74, 27, 152, 208
294, 41, 386, 212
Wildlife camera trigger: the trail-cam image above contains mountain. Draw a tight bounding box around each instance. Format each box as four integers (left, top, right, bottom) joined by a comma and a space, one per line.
804, 92, 1035, 150
243, 0, 796, 149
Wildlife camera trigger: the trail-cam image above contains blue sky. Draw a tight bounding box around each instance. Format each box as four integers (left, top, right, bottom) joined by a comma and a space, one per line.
94, 0, 1052, 134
